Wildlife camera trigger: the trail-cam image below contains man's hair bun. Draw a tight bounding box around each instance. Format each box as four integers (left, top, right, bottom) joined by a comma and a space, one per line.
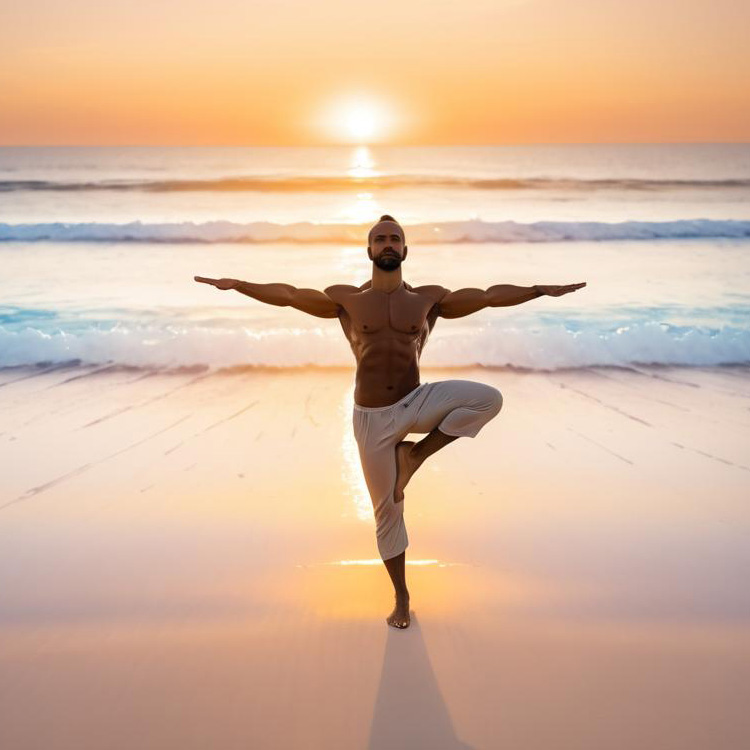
379, 214, 397, 222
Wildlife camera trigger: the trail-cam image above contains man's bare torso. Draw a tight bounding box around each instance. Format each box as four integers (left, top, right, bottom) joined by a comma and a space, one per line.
326, 280, 447, 408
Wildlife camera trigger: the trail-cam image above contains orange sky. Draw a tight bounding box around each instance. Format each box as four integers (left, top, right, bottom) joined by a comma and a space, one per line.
1, 0, 748, 145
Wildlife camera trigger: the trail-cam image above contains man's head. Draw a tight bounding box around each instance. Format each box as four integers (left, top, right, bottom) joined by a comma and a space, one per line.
367, 214, 407, 271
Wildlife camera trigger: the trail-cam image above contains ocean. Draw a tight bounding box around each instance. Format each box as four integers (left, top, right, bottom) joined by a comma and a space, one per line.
1, 144, 749, 371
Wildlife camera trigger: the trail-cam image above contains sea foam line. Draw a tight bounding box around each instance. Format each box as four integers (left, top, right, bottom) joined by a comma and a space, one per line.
2, 218, 750, 244
1, 321, 748, 370
2, 175, 750, 193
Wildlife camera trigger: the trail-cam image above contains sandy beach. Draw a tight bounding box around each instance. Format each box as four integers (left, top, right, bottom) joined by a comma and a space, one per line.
0, 363, 748, 748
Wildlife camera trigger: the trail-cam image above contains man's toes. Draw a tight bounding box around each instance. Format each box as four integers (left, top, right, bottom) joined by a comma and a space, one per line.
387, 615, 408, 629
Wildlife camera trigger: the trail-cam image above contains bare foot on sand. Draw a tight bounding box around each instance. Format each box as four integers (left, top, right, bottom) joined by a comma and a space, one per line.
386, 594, 411, 629
394, 440, 420, 504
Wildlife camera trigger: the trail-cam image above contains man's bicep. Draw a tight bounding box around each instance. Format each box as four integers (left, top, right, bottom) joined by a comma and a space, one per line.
437, 287, 489, 319
289, 287, 341, 318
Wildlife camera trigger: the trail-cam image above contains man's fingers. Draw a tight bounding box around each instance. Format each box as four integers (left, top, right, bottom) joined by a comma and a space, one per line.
539, 282, 586, 296
194, 276, 217, 285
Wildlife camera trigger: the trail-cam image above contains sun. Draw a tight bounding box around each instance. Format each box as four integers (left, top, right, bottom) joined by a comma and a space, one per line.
314, 94, 397, 144
345, 104, 378, 141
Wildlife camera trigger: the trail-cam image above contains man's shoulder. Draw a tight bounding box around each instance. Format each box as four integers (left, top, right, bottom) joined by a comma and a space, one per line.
323, 284, 360, 300
410, 284, 450, 302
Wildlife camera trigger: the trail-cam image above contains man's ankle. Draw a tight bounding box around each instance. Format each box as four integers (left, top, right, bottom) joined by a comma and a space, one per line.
407, 443, 424, 464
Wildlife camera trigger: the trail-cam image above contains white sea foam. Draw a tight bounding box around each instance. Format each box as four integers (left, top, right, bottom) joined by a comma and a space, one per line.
2, 175, 750, 193
1, 321, 748, 371
2, 218, 750, 244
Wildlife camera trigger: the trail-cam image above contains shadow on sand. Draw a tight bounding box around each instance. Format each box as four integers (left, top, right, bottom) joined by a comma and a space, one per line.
368, 612, 475, 750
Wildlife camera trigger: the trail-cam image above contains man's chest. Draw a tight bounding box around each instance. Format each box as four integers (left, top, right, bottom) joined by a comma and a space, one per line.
345, 290, 436, 336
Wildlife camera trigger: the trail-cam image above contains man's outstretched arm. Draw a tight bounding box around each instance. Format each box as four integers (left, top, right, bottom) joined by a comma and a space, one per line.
437, 282, 586, 319
193, 276, 341, 319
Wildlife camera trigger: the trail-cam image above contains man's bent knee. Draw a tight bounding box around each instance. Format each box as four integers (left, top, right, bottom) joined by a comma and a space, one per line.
479, 385, 503, 417
490, 387, 503, 415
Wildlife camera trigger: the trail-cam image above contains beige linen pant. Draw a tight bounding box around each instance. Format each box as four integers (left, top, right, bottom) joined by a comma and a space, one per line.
352, 379, 503, 561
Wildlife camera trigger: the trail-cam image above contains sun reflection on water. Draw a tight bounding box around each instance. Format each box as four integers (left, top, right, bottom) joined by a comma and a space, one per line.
347, 145, 377, 178
333, 147, 382, 223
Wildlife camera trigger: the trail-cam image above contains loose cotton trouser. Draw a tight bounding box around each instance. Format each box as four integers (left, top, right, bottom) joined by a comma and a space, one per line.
352, 380, 503, 561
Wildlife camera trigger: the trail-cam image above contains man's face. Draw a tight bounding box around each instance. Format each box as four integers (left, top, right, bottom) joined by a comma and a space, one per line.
368, 222, 407, 271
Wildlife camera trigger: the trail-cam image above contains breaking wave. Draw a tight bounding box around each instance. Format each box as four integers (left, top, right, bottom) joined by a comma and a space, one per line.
2, 175, 750, 193
2, 320, 748, 371
3, 218, 750, 244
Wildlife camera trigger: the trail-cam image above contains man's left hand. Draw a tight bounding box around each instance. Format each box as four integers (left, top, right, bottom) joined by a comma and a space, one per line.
536, 282, 587, 297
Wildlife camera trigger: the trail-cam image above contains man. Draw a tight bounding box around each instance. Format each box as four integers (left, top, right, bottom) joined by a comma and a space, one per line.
195, 214, 586, 629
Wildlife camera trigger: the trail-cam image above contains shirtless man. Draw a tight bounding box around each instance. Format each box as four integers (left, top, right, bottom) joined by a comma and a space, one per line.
195, 214, 586, 629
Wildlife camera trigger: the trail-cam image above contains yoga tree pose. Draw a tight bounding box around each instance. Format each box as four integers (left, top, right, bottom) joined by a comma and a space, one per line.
195, 214, 586, 629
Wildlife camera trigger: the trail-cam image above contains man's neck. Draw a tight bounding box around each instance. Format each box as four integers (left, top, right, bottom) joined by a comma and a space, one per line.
370, 269, 403, 294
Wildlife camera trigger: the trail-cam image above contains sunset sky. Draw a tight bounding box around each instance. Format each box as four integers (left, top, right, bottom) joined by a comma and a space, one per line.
1, 0, 748, 145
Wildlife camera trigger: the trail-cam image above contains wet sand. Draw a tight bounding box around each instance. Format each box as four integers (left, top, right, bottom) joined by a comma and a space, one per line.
1, 363, 749, 749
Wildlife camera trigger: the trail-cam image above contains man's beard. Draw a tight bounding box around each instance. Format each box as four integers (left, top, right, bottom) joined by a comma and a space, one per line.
373, 254, 402, 271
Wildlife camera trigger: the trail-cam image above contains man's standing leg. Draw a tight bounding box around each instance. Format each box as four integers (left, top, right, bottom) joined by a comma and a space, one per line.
382, 551, 409, 629
353, 408, 412, 628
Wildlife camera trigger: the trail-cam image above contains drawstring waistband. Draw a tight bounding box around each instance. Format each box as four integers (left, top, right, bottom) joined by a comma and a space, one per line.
353, 382, 428, 412
402, 386, 426, 408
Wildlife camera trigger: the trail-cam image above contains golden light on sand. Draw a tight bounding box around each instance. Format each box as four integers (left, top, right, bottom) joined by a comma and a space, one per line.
314, 94, 398, 144
326, 559, 448, 566
341, 385, 374, 521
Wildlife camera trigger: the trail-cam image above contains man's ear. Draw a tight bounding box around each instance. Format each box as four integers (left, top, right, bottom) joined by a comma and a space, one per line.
403, 245, 408, 260
367, 246, 373, 261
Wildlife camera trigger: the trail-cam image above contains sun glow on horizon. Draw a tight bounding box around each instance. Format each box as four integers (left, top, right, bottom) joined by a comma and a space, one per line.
1, 0, 748, 144
314, 94, 403, 145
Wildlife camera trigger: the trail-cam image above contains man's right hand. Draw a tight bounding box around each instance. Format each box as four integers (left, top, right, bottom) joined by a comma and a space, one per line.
194, 276, 237, 290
